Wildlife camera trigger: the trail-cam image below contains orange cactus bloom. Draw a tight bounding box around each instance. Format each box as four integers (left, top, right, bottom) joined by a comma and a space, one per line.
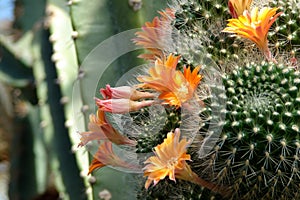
137, 54, 202, 108
143, 129, 231, 196
143, 128, 192, 189
133, 8, 175, 61
79, 109, 136, 146
223, 7, 282, 61
88, 141, 137, 174
88, 158, 105, 175
228, 0, 253, 18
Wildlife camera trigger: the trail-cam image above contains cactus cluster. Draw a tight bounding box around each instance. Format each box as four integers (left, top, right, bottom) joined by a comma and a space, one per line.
1, 0, 168, 199
2, 0, 299, 199
74, 0, 300, 200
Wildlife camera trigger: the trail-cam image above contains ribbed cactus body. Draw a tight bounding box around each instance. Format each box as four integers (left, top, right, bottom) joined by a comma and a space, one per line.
172, 0, 240, 65
172, 0, 300, 67
269, 0, 300, 57
195, 62, 300, 199
135, 108, 181, 153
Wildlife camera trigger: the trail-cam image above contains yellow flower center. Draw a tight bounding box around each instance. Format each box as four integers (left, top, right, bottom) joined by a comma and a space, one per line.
176, 84, 189, 100
167, 157, 179, 169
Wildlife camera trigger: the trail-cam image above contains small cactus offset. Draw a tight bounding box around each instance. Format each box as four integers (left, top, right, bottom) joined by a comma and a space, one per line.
76, 0, 300, 200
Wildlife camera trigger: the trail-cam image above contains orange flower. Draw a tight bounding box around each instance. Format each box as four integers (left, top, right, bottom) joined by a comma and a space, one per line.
88, 141, 137, 174
228, 0, 252, 18
143, 128, 192, 189
223, 7, 282, 61
133, 8, 175, 61
79, 109, 136, 146
137, 54, 202, 108
143, 129, 231, 196
88, 158, 105, 174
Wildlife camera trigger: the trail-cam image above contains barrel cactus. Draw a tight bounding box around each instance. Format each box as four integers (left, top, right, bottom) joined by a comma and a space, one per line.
269, 0, 300, 59
193, 62, 300, 199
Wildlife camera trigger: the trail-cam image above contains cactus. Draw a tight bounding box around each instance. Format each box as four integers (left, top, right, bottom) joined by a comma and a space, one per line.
0, 40, 34, 87
1, 0, 87, 199
171, 0, 241, 66
269, 0, 300, 58
71, 0, 300, 199
46, 1, 91, 197
9, 102, 56, 200
171, 0, 300, 69
191, 62, 300, 199
68, 0, 166, 199
135, 1, 300, 199
1, 0, 167, 199
2, 0, 299, 199
32, 27, 87, 199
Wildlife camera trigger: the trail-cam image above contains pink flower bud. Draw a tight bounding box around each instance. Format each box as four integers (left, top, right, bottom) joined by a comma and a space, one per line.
79, 110, 136, 146
95, 98, 154, 114
100, 84, 155, 100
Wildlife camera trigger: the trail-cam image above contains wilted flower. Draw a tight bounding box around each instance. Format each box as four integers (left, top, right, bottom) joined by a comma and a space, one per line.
137, 54, 202, 108
228, 0, 253, 18
223, 7, 282, 61
95, 98, 154, 114
88, 141, 137, 174
133, 8, 175, 61
79, 109, 136, 146
100, 84, 155, 100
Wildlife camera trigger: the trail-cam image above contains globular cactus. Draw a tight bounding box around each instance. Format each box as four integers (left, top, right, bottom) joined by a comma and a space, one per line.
192, 62, 300, 200
75, 0, 300, 199
171, 0, 241, 66
269, 0, 300, 58
171, 0, 300, 69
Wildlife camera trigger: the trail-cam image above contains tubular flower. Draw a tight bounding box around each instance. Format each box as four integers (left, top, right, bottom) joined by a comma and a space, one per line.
143, 128, 192, 189
79, 109, 136, 146
88, 141, 137, 174
137, 54, 202, 108
100, 84, 155, 100
95, 98, 154, 114
223, 7, 282, 61
228, 0, 253, 18
133, 8, 175, 61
